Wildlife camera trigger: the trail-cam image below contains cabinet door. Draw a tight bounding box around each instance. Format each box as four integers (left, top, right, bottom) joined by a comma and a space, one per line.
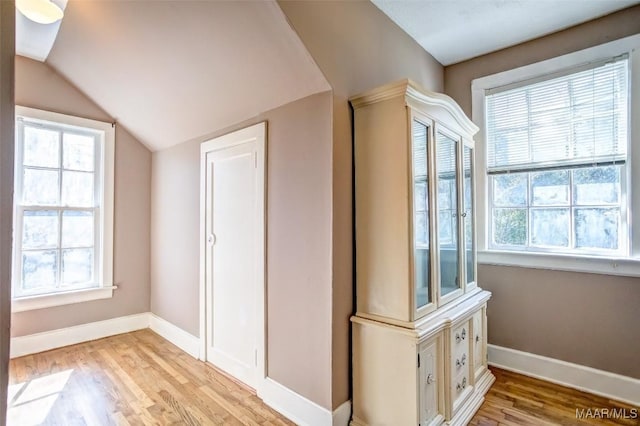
462, 143, 476, 288
419, 339, 440, 425
412, 119, 432, 313
436, 131, 461, 300
472, 308, 486, 376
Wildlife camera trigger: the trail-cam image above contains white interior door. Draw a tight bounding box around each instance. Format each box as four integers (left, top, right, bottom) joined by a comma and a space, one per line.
202, 123, 265, 390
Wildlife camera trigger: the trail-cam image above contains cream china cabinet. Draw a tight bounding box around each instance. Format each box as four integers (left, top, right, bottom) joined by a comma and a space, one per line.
350, 80, 494, 426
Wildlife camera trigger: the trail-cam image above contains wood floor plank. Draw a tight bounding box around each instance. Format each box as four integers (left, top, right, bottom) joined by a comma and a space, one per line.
8, 331, 638, 425
8, 330, 294, 426
472, 367, 640, 426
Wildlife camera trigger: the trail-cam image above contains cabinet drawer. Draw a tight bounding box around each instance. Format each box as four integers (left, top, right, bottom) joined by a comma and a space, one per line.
452, 349, 469, 377
451, 321, 470, 349
450, 366, 472, 415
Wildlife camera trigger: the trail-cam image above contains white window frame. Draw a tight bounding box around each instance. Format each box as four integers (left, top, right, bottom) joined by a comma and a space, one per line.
472, 34, 640, 277
12, 106, 116, 312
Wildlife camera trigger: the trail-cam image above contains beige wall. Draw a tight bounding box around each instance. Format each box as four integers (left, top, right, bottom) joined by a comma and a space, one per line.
444, 6, 640, 379
481, 265, 640, 379
151, 92, 334, 409
279, 0, 443, 98
1, 1, 15, 421
11, 56, 152, 336
278, 0, 444, 408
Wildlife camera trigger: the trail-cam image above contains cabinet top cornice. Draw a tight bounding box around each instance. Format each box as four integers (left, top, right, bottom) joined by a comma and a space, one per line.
349, 79, 479, 136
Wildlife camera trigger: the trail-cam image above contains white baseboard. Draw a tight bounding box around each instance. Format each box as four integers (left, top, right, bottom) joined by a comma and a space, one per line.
148, 313, 200, 359
332, 400, 352, 426
10, 312, 352, 426
488, 344, 640, 406
10, 312, 149, 358
259, 377, 351, 426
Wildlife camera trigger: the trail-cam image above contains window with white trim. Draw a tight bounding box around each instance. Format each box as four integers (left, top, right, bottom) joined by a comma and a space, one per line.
472, 36, 640, 275
12, 107, 115, 310
486, 57, 629, 256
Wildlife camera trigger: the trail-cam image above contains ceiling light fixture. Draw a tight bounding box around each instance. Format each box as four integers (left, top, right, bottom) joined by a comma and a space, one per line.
16, 0, 64, 25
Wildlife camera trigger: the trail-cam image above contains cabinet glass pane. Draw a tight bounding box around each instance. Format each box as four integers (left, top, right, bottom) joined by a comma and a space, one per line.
463, 146, 475, 285
412, 120, 431, 309
437, 132, 459, 296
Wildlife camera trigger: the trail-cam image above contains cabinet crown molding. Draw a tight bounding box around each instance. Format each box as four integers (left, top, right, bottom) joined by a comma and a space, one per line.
349, 78, 479, 137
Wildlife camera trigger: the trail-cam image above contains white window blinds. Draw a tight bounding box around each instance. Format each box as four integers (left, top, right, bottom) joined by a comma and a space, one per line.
486, 56, 629, 174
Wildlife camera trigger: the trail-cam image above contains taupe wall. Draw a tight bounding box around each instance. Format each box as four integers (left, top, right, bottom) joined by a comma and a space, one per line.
11, 56, 152, 336
1, 1, 15, 421
278, 0, 444, 408
150, 92, 334, 409
444, 6, 640, 379
279, 0, 443, 97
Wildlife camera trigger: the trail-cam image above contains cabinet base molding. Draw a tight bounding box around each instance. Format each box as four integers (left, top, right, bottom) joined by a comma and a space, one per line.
488, 344, 640, 406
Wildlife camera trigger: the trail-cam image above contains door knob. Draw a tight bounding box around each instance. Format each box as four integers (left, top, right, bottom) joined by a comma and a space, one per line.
207, 234, 216, 246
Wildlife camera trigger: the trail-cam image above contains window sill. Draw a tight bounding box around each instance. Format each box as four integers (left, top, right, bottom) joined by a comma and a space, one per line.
12, 285, 117, 313
478, 250, 640, 277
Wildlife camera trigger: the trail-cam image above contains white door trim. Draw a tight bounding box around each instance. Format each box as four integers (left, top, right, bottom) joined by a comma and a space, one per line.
199, 122, 267, 391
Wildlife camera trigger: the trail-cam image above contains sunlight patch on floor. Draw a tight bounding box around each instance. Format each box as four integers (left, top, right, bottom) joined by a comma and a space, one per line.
7, 369, 73, 426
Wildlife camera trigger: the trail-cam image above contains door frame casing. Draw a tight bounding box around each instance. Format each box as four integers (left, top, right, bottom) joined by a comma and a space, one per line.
199, 121, 267, 391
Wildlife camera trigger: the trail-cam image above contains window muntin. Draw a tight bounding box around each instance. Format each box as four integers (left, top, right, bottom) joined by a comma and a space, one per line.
485, 56, 629, 257
13, 114, 105, 298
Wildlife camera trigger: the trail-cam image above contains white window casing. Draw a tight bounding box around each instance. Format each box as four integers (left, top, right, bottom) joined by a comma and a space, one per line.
472, 34, 640, 276
12, 107, 115, 311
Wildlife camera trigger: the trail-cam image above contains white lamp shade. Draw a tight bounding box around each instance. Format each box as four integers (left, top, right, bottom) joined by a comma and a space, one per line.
16, 0, 64, 24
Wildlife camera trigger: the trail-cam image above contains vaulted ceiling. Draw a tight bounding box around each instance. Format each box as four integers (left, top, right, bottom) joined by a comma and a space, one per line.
39, 0, 330, 151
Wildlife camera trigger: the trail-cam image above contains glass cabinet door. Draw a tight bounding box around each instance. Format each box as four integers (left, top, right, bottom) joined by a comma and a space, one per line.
436, 132, 460, 297
412, 120, 431, 310
463, 144, 475, 286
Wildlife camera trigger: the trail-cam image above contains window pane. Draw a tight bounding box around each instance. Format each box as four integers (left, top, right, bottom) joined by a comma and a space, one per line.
463, 146, 474, 284
438, 211, 453, 245
436, 133, 459, 296
23, 168, 59, 205
493, 208, 526, 246
415, 211, 428, 245
531, 208, 569, 247
412, 120, 430, 309
22, 250, 57, 290
573, 166, 620, 205
493, 174, 527, 207
62, 211, 94, 248
575, 208, 619, 250
23, 210, 58, 249
62, 171, 94, 207
63, 133, 95, 171
62, 249, 93, 285
438, 179, 452, 209
23, 126, 59, 168
531, 171, 569, 206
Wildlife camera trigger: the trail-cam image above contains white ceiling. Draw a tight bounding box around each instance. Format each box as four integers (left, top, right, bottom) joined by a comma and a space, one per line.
42, 0, 329, 151
15, 0, 66, 61
372, 0, 640, 66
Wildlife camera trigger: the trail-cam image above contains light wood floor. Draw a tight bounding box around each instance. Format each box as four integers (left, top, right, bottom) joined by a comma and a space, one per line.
8, 329, 294, 425
8, 330, 639, 425
471, 367, 639, 426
